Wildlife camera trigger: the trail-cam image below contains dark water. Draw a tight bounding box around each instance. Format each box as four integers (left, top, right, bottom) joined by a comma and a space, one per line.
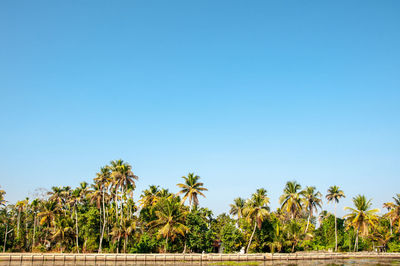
2, 259, 400, 266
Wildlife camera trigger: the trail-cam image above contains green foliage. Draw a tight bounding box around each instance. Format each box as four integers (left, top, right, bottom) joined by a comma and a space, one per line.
221, 222, 244, 253
0, 160, 398, 254
388, 240, 400, 252
186, 207, 215, 253
313, 215, 344, 250
131, 233, 159, 253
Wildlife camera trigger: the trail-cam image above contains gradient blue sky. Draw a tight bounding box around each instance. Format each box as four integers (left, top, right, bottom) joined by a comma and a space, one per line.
1, 1, 399, 217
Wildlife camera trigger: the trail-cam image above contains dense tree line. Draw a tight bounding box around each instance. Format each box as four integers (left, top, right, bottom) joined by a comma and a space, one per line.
0, 159, 399, 253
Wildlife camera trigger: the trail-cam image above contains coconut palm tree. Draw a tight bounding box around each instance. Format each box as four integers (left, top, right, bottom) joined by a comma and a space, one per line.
284, 220, 310, 253
15, 199, 28, 239
139, 185, 161, 208
110, 160, 138, 222
279, 181, 303, 219
50, 216, 74, 252
302, 186, 322, 233
243, 188, 270, 253
30, 198, 40, 250
326, 185, 345, 251
177, 173, 208, 209
229, 197, 245, 220
48, 187, 65, 209
94, 166, 112, 253
344, 195, 379, 252
383, 194, 400, 235
148, 195, 188, 252
68, 182, 90, 254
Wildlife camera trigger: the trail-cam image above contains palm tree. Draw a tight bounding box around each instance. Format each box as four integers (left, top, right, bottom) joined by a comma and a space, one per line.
229, 197, 245, 220
38, 200, 59, 245
279, 181, 303, 219
383, 194, 400, 235
50, 216, 74, 252
139, 185, 161, 208
94, 166, 111, 253
110, 160, 138, 222
177, 173, 208, 209
243, 188, 270, 253
284, 220, 310, 252
149, 195, 188, 252
68, 182, 90, 253
15, 199, 28, 239
48, 187, 65, 209
344, 195, 379, 252
326, 185, 345, 251
30, 199, 40, 250
302, 186, 322, 233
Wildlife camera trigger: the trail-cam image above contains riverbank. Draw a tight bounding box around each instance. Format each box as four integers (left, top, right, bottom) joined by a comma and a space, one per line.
1, 252, 400, 263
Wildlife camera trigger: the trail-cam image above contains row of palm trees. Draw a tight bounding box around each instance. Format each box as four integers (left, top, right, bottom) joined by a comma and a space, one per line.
230, 181, 398, 253
1, 162, 399, 253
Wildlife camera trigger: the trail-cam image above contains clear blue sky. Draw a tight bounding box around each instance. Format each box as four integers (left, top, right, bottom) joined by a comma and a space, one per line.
1, 1, 399, 217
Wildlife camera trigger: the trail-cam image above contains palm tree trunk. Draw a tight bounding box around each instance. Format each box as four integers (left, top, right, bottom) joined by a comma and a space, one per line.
115, 191, 118, 221
75, 207, 79, 253
246, 222, 257, 253
32, 215, 36, 251
334, 202, 338, 252
3, 223, 8, 252
183, 240, 187, 253
354, 227, 359, 252
390, 219, 393, 235
17, 209, 21, 238
99, 189, 106, 253
305, 213, 311, 233
165, 235, 169, 253
99, 204, 102, 238
120, 186, 124, 225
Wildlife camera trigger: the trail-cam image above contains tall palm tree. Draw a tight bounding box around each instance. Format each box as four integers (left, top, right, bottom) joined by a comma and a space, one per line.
344, 195, 379, 252
326, 185, 345, 251
383, 194, 400, 235
149, 195, 188, 252
279, 181, 303, 219
177, 173, 208, 209
30, 199, 40, 250
243, 188, 270, 253
110, 160, 138, 222
68, 182, 90, 253
229, 197, 245, 220
94, 166, 111, 253
15, 199, 28, 239
302, 186, 322, 233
